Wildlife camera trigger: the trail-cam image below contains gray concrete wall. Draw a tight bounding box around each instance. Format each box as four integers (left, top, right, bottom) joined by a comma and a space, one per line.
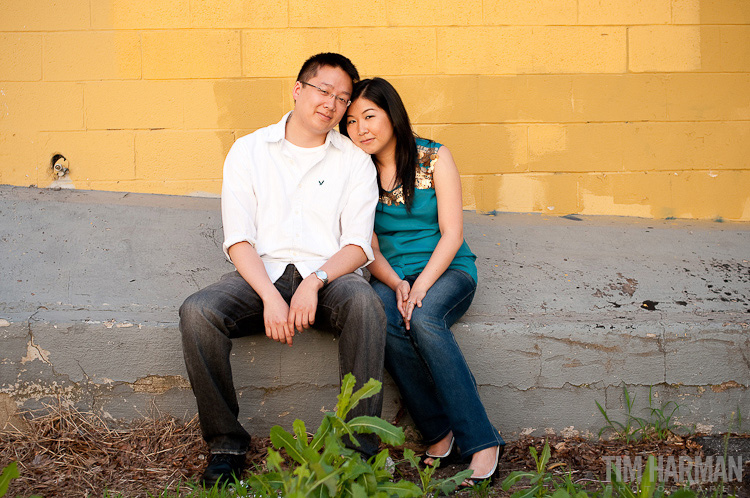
1, 186, 748, 439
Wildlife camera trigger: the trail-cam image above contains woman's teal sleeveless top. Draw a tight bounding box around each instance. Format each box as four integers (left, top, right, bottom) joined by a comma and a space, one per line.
374, 138, 478, 283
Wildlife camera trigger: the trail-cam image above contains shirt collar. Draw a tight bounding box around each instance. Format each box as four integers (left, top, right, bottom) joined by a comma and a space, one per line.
263, 111, 348, 151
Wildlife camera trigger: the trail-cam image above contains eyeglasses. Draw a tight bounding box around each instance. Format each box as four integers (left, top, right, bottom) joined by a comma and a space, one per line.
299, 81, 351, 107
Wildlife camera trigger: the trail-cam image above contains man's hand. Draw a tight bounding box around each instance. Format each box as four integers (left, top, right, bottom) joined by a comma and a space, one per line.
288, 275, 323, 333
263, 292, 294, 346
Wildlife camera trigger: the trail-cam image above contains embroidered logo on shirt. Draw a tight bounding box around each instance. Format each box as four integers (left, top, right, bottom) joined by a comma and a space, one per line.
318, 180, 325, 185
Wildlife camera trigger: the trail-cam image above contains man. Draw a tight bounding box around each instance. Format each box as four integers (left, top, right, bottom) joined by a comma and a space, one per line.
179, 53, 386, 487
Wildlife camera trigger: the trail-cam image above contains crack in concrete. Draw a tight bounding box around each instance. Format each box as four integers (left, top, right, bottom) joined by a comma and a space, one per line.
76, 359, 92, 384
235, 382, 339, 394
657, 320, 668, 383
132, 375, 190, 394
710, 381, 744, 393
24, 307, 53, 366
537, 335, 622, 353
27, 307, 43, 323
189, 272, 200, 290
200, 227, 221, 249
536, 352, 544, 387
740, 345, 750, 373
507, 348, 543, 358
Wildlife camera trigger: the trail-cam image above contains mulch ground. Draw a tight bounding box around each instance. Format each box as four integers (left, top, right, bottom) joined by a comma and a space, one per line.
1, 403, 748, 497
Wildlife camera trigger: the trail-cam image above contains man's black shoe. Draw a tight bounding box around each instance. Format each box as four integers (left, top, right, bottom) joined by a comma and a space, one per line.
201, 453, 246, 488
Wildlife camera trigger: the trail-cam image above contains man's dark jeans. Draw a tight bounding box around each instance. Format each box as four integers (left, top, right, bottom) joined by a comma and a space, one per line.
179, 264, 387, 457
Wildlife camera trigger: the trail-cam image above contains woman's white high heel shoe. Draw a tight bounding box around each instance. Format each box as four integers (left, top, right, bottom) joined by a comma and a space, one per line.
460, 444, 504, 487
424, 436, 455, 467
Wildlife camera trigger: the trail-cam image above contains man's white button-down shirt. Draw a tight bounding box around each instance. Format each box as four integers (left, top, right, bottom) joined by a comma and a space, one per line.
221, 112, 379, 283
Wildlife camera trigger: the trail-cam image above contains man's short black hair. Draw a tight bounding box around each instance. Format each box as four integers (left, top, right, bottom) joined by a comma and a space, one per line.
296, 53, 360, 86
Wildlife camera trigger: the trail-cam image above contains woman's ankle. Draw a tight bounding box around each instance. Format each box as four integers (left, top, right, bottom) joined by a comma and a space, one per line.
427, 431, 453, 454
424, 431, 454, 466
469, 446, 499, 472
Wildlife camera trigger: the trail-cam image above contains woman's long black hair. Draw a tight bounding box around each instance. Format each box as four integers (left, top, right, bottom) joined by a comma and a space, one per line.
340, 78, 418, 209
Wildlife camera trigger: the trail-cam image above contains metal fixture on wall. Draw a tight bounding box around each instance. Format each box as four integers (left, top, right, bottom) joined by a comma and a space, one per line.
51, 154, 69, 178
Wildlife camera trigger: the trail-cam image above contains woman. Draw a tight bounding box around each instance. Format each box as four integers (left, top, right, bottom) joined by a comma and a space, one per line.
341, 78, 504, 485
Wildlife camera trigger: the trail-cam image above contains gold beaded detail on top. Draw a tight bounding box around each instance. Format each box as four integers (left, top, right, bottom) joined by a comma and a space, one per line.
379, 186, 405, 206
379, 142, 440, 206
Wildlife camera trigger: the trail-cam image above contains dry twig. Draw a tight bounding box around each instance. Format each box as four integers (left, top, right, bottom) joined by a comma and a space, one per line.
0, 400, 216, 497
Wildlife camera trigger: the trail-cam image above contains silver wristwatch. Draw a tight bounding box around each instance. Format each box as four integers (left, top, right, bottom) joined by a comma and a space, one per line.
314, 269, 328, 286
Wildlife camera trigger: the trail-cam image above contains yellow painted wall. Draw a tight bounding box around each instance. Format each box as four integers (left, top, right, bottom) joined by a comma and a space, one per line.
1, 0, 749, 220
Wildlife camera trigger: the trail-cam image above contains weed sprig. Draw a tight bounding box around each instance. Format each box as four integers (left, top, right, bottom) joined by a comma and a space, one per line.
596, 386, 683, 443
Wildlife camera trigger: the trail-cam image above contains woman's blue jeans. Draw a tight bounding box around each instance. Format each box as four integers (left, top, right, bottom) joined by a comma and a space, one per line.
372, 269, 504, 458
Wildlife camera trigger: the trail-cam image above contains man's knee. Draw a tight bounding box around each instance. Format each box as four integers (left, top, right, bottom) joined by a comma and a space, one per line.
327, 277, 385, 340
349, 281, 386, 320
179, 289, 223, 340
333, 276, 383, 310
180, 290, 206, 322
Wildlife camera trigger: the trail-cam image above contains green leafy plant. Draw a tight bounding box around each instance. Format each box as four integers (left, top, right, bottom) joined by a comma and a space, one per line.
467, 477, 492, 498
501, 441, 599, 498
607, 455, 661, 498
596, 386, 646, 443
502, 440, 554, 498
642, 387, 680, 440
401, 448, 472, 497
0, 462, 42, 498
553, 470, 593, 498
0, 462, 20, 498
596, 385, 686, 443
243, 374, 413, 497
233, 373, 470, 497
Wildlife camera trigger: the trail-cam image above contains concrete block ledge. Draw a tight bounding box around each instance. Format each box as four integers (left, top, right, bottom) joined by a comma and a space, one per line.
1, 186, 748, 438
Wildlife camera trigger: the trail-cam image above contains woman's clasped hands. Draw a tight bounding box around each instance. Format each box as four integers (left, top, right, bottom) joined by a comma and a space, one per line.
395, 279, 428, 330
